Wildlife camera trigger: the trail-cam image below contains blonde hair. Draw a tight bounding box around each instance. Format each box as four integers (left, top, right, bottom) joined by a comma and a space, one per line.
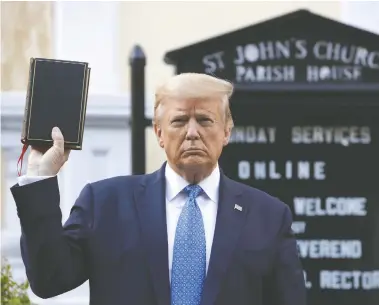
153, 73, 234, 129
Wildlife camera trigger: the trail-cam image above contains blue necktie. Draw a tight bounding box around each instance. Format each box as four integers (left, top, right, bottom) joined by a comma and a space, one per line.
171, 184, 206, 305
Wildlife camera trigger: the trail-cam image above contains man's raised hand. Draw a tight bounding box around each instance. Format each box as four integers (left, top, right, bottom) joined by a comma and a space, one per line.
26, 127, 71, 176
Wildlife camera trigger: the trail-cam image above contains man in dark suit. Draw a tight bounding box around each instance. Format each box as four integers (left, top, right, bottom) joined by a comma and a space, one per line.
11, 73, 307, 305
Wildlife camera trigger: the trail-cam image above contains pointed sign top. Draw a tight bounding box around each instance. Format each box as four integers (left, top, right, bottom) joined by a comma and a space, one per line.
164, 9, 379, 66
163, 9, 379, 85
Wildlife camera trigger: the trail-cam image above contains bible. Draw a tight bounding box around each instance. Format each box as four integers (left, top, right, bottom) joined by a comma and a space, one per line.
21, 57, 90, 149
18, 58, 91, 175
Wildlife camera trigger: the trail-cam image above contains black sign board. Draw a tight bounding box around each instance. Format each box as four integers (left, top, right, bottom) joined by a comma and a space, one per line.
163, 9, 379, 305
165, 10, 379, 87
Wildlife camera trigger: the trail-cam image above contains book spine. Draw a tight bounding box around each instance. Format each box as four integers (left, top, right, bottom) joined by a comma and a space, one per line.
78, 67, 91, 149
21, 58, 35, 142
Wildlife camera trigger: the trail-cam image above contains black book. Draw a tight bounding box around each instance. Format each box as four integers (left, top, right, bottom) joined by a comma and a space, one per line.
21, 57, 91, 150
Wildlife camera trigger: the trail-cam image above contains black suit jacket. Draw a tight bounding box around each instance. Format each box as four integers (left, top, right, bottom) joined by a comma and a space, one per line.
11, 162, 307, 305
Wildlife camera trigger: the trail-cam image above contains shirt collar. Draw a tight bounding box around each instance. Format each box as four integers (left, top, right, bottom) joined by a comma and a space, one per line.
165, 162, 220, 203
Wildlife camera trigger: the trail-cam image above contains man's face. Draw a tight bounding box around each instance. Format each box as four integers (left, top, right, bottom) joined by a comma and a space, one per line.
154, 97, 230, 173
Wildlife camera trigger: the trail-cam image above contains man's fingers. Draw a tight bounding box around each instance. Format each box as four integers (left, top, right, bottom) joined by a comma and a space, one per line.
28, 148, 43, 160
51, 127, 64, 153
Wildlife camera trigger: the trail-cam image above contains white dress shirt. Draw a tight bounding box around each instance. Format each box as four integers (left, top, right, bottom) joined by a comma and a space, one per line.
17, 163, 220, 282
18, 175, 51, 186
165, 163, 219, 281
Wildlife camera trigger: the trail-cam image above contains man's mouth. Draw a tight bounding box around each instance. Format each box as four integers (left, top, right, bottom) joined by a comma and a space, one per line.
183, 148, 204, 154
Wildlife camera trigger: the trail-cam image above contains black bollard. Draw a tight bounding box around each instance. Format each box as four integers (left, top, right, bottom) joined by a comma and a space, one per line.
129, 45, 146, 175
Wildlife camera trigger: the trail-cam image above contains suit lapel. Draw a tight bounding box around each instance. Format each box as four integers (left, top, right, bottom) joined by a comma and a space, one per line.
134, 164, 171, 305
201, 173, 248, 305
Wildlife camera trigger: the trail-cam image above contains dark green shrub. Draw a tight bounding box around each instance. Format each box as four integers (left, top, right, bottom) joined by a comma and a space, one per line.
1, 257, 35, 305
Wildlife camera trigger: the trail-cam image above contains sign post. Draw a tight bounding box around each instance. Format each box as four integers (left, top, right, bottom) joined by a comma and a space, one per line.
164, 9, 379, 305
129, 44, 147, 175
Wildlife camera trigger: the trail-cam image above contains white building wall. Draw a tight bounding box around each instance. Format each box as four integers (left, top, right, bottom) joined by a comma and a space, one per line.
52, 1, 123, 94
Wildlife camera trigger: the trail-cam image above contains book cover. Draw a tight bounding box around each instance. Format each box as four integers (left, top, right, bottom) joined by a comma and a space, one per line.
21, 57, 91, 150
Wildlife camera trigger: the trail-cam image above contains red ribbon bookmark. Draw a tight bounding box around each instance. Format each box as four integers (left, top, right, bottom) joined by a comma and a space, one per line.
17, 143, 29, 176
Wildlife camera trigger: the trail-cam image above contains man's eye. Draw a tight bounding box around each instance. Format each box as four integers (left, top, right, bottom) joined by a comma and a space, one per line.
172, 119, 185, 124
199, 118, 213, 124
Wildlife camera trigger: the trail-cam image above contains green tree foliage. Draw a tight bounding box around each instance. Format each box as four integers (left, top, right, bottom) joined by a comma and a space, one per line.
1, 257, 35, 305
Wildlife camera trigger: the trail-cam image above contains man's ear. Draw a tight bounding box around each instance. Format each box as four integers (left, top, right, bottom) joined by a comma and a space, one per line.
223, 127, 231, 146
153, 123, 164, 148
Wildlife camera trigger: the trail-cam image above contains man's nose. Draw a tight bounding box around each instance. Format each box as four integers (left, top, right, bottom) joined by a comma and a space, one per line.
185, 120, 200, 140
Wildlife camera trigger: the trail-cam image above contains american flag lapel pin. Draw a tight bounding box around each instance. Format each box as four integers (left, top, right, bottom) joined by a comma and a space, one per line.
234, 204, 243, 211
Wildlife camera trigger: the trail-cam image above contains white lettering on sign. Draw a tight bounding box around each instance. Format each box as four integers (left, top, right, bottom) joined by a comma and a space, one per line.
313, 41, 379, 68
233, 39, 379, 68
291, 221, 307, 234
292, 126, 371, 146
202, 51, 225, 74
229, 126, 276, 143
297, 240, 362, 259
233, 40, 307, 64
237, 160, 326, 180
235, 65, 295, 82
201, 39, 379, 82
293, 197, 367, 216
320, 270, 379, 290
306, 65, 362, 81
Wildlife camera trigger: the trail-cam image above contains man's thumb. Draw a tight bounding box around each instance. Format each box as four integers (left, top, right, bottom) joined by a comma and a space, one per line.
52, 127, 64, 152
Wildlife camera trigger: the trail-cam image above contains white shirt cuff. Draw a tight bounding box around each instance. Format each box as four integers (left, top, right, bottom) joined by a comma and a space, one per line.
18, 175, 54, 186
